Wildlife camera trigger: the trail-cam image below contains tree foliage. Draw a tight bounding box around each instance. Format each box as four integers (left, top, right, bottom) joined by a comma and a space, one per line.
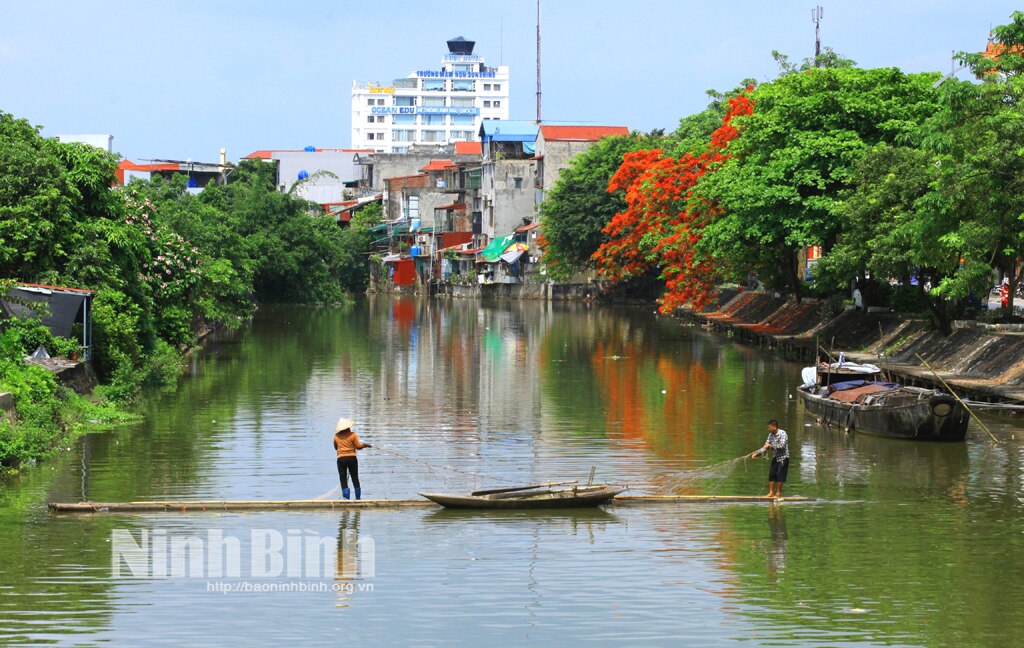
0, 111, 375, 407
699, 66, 941, 300
539, 134, 660, 279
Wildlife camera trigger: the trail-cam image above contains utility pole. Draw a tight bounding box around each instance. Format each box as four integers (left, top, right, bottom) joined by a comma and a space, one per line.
812, 5, 823, 66
536, 0, 542, 123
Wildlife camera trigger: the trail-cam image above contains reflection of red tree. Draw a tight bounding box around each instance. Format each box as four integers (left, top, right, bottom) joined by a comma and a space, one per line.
589, 340, 714, 460
655, 357, 712, 457
591, 340, 647, 442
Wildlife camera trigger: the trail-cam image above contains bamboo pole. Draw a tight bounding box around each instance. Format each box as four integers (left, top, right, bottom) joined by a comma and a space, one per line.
915, 353, 999, 444
48, 495, 818, 513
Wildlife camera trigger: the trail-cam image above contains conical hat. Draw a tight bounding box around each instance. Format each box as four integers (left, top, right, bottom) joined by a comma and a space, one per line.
335, 417, 355, 433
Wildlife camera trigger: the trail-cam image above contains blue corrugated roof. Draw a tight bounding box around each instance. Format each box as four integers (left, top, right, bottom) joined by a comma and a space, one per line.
479, 120, 538, 143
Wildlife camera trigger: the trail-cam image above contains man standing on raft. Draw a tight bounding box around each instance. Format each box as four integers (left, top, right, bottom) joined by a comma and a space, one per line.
334, 417, 371, 500
752, 419, 789, 499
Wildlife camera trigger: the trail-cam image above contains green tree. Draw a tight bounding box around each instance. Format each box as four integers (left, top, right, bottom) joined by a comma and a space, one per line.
818, 144, 973, 333
700, 66, 941, 300
930, 11, 1024, 315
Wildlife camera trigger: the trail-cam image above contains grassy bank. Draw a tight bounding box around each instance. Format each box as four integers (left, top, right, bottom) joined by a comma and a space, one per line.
0, 323, 137, 472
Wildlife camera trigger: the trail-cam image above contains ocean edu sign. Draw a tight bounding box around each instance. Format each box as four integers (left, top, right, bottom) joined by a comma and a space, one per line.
370, 106, 481, 116
416, 69, 497, 79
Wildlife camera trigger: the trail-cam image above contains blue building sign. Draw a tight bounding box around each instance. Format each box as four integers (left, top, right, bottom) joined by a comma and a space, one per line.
416, 70, 497, 79
371, 106, 481, 116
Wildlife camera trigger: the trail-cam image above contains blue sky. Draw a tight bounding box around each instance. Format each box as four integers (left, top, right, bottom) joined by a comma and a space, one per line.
1, 1, 1019, 162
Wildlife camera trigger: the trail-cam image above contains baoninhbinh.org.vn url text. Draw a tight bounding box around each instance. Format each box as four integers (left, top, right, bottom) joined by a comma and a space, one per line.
206, 580, 374, 594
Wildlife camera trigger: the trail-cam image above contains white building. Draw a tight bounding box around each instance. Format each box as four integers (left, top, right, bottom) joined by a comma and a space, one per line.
351, 37, 509, 154
54, 134, 113, 152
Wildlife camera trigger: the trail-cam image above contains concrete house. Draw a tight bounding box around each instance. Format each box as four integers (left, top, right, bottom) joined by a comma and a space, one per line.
534, 125, 630, 204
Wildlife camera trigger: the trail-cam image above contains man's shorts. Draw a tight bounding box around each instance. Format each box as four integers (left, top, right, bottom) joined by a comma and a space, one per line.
769, 458, 789, 483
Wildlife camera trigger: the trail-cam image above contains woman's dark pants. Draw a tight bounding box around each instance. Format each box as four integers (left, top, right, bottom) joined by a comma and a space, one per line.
337, 456, 360, 489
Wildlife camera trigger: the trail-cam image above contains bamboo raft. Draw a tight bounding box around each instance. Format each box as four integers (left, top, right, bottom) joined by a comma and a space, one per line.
48, 495, 815, 513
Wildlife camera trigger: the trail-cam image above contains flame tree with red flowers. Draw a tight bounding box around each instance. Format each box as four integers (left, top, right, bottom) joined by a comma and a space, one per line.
592, 90, 754, 313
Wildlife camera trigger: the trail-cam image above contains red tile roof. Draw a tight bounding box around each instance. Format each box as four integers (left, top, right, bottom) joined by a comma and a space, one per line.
515, 222, 541, 233
434, 202, 466, 211
454, 141, 482, 155
539, 125, 630, 142
419, 159, 458, 172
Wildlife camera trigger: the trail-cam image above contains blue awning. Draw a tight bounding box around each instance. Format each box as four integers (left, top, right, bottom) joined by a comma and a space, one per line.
479, 120, 538, 143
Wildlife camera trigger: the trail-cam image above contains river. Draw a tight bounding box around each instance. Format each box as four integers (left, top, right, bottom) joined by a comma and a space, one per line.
1, 297, 1022, 646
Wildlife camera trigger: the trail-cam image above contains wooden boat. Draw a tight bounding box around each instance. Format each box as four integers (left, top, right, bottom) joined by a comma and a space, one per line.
419, 481, 625, 509
797, 378, 969, 442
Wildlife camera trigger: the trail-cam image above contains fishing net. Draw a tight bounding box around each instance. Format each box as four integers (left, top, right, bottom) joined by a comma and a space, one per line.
657, 454, 756, 495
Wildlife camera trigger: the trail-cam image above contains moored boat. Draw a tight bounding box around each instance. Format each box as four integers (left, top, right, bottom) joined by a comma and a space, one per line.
797, 376, 969, 442
419, 482, 625, 509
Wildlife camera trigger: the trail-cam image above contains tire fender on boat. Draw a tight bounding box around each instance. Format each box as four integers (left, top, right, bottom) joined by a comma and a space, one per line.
929, 394, 957, 419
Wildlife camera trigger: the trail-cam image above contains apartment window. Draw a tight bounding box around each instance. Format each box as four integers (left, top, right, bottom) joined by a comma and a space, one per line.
376, 115, 385, 123
395, 96, 415, 106
406, 195, 419, 220
483, 83, 492, 91
452, 114, 475, 125
422, 130, 445, 143
367, 115, 375, 123
421, 114, 446, 125
493, 101, 501, 108
367, 133, 375, 140
376, 98, 385, 106
366, 98, 374, 106
493, 84, 501, 91
423, 96, 446, 106
452, 79, 475, 92
514, 177, 523, 189
483, 100, 491, 108
423, 79, 445, 91
392, 129, 415, 142
393, 114, 415, 125
393, 146, 409, 154
452, 97, 474, 107
451, 130, 474, 140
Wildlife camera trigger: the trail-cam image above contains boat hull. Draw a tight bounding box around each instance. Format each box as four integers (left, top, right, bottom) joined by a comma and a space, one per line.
419, 487, 625, 509
797, 386, 969, 442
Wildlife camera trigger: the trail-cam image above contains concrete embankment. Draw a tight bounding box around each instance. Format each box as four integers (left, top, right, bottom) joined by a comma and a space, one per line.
681, 291, 1024, 403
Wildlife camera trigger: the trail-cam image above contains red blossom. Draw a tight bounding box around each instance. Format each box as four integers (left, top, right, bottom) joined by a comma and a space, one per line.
592, 89, 754, 312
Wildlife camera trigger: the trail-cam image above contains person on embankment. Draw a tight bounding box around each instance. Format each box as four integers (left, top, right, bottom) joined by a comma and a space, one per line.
334, 417, 371, 500
751, 419, 789, 499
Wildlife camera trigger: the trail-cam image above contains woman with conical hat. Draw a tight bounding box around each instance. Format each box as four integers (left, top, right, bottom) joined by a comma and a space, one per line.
333, 417, 371, 500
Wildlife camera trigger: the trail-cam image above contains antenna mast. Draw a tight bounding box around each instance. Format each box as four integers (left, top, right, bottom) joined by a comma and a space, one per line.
536, 0, 542, 123
812, 5, 823, 66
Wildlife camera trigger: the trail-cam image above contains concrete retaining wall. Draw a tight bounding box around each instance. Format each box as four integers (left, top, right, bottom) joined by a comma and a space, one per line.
683, 291, 1024, 403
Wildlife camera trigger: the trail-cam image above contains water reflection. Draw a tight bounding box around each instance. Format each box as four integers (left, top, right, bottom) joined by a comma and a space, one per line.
765, 503, 787, 576
1, 298, 1023, 644
335, 511, 372, 608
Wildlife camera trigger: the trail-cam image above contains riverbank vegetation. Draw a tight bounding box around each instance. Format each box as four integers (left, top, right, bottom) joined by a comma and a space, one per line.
540, 12, 1024, 334
0, 112, 378, 468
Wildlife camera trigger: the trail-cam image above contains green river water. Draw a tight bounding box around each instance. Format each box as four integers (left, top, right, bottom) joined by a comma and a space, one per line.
1, 298, 1022, 646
